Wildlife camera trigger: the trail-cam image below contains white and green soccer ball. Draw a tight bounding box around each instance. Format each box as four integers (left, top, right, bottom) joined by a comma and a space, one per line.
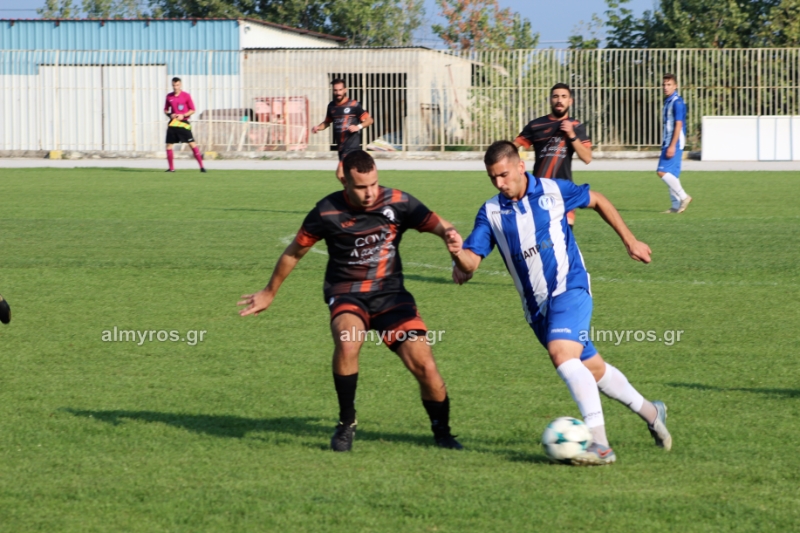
541, 417, 592, 462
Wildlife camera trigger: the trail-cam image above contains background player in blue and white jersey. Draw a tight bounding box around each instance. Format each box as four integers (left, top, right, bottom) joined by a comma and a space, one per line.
658, 74, 692, 214
445, 141, 672, 465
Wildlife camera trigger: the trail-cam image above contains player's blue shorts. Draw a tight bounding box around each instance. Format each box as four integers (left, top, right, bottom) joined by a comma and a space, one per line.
657, 147, 683, 177
530, 288, 598, 360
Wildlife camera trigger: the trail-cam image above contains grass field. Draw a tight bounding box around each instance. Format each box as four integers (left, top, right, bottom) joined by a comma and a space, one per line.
0, 167, 798, 532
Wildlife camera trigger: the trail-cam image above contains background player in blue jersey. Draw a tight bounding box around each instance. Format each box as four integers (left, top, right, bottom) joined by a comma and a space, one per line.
445, 141, 672, 465
658, 74, 692, 214
311, 78, 374, 183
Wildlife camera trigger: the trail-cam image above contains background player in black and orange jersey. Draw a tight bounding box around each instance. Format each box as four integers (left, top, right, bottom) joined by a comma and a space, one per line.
311, 78, 374, 183
513, 83, 592, 227
238, 151, 463, 452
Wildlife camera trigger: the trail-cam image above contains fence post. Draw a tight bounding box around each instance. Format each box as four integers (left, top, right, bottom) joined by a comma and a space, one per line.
208, 51, 214, 152
596, 48, 601, 149
132, 51, 137, 151
54, 50, 60, 151
518, 50, 523, 135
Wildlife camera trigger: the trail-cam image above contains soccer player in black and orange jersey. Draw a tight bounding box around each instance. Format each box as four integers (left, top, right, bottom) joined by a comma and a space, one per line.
238, 150, 463, 452
311, 78, 374, 183
513, 83, 592, 227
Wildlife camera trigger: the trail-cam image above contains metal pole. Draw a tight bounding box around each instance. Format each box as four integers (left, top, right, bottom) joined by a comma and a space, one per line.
596, 48, 601, 149
132, 51, 137, 151
208, 51, 214, 152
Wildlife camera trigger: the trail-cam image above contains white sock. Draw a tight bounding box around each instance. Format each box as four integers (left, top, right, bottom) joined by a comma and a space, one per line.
669, 189, 680, 209
596, 364, 656, 424
661, 173, 688, 201
556, 359, 606, 445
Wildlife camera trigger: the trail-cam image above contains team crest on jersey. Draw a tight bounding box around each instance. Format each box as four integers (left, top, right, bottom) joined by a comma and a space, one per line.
344, 107, 351, 113
538, 195, 556, 210
341, 218, 357, 228
382, 207, 396, 222
178, 104, 184, 111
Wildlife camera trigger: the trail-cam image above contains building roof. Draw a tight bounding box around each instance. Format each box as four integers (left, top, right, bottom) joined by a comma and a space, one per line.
1, 18, 346, 44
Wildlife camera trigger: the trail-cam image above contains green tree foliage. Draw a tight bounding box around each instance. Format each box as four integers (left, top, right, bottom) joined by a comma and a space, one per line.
604, 0, 800, 48
38, 0, 147, 18
432, 0, 539, 50
146, 0, 424, 46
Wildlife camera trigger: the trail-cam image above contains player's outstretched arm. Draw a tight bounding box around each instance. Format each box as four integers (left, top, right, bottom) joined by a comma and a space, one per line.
238, 239, 313, 316
587, 191, 651, 263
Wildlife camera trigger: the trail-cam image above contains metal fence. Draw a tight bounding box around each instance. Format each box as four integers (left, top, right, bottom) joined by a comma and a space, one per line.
2, 48, 799, 152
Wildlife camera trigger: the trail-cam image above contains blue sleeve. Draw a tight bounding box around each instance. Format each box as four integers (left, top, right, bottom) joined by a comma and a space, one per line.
675, 99, 687, 122
462, 204, 496, 258
556, 180, 592, 211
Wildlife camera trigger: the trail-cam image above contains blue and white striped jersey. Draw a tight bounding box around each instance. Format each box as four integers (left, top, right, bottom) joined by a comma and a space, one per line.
462, 173, 592, 323
662, 92, 686, 150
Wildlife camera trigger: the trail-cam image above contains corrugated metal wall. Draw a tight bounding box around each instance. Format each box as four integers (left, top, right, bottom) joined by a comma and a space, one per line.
0, 20, 240, 51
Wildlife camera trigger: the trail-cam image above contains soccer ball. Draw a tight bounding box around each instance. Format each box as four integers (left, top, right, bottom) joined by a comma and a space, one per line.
541, 417, 592, 462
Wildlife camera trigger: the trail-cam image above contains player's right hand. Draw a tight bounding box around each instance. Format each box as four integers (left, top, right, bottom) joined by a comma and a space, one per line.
311, 125, 319, 134
238, 289, 275, 317
626, 240, 652, 264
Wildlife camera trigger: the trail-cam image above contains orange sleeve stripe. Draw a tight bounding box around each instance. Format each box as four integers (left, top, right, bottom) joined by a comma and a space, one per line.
295, 228, 320, 248
359, 280, 373, 292
416, 212, 441, 233
391, 189, 403, 204
514, 135, 532, 149
360, 112, 370, 121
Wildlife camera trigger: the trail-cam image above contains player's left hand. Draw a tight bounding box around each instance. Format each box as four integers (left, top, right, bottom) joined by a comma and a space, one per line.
347, 124, 361, 133
175, 114, 184, 121
626, 240, 652, 264
560, 120, 575, 137
666, 146, 676, 158
452, 265, 473, 285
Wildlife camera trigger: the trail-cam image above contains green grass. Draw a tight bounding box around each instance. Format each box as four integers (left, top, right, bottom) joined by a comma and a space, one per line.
0, 167, 798, 532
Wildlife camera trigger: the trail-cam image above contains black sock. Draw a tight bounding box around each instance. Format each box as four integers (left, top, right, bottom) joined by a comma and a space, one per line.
422, 395, 450, 437
333, 372, 358, 425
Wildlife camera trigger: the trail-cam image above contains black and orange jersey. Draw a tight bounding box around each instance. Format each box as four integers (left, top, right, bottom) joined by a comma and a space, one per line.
295, 187, 440, 300
324, 98, 371, 155
515, 115, 591, 181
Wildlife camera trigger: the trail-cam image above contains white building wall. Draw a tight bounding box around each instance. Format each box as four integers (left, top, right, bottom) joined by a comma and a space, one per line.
239, 21, 341, 49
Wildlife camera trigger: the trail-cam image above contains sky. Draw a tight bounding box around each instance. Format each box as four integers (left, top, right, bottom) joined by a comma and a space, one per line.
1, 0, 655, 47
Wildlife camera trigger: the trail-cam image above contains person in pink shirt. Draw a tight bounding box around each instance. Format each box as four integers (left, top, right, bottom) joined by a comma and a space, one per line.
164, 77, 206, 172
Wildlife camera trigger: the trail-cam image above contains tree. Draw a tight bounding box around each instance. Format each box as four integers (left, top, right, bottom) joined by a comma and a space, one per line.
147, 0, 424, 46
328, 0, 424, 46
568, 14, 604, 49
432, 0, 539, 50
603, 0, 800, 48
38, 0, 148, 18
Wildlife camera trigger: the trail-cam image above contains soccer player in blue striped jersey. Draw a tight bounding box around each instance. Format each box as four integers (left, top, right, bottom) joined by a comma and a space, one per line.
658, 74, 692, 213
446, 141, 672, 465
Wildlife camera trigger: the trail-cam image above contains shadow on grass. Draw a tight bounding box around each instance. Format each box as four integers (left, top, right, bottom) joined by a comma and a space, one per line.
63, 408, 435, 449
404, 274, 452, 285
62, 408, 554, 462
667, 382, 800, 398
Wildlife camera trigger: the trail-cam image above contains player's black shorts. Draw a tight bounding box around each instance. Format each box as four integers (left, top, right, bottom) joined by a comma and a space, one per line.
166, 126, 195, 144
329, 290, 427, 351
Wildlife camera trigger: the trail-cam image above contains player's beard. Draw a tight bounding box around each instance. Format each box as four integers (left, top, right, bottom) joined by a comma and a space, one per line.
551, 106, 568, 119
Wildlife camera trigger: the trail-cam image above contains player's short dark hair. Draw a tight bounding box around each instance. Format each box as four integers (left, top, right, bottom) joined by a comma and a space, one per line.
663, 73, 677, 83
551, 82, 571, 96
343, 150, 376, 180
171, 77, 181, 83
331, 78, 346, 88
484, 141, 520, 167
